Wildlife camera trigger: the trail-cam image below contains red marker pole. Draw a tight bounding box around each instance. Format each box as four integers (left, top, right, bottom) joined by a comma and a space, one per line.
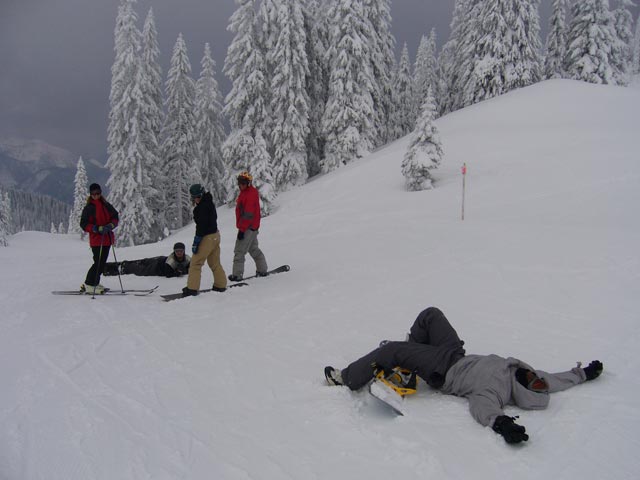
461, 163, 467, 221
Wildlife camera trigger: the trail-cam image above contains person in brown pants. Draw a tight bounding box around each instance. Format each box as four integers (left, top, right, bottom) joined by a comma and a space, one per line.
182, 184, 227, 297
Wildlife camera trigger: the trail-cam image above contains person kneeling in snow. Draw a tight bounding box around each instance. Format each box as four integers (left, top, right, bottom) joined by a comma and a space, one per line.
103, 242, 191, 278
324, 307, 603, 444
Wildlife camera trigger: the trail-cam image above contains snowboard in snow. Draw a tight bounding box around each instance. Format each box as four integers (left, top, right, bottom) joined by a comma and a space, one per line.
161, 265, 290, 302
369, 379, 406, 416
237, 264, 290, 281
161, 282, 248, 302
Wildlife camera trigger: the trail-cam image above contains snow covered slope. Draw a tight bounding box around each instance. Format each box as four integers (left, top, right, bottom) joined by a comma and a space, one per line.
0, 79, 638, 479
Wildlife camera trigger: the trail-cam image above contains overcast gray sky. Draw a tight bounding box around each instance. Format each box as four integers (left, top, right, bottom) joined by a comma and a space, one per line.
0, 0, 636, 163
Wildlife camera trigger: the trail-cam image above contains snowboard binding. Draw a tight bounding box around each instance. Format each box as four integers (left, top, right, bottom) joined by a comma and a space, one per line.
375, 367, 418, 396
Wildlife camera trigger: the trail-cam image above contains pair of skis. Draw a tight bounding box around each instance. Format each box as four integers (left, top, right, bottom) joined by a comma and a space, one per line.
51, 286, 159, 297
160, 264, 290, 302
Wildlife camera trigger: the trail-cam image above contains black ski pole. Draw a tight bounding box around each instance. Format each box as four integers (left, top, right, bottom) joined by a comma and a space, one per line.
91, 233, 105, 300
110, 237, 125, 293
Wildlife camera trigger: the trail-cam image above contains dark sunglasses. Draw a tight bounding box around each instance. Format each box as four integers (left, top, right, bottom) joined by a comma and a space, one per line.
90, 191, 102, 196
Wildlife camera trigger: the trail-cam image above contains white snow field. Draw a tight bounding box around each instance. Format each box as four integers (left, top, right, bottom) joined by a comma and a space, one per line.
1, 79, 639, 479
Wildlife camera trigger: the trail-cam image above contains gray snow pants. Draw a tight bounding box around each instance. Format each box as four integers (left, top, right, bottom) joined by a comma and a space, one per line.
232, 229, 268, 278
341, 307, 466, 391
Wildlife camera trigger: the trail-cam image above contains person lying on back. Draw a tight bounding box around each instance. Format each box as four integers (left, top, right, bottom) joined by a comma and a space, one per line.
103, 242, 190, 278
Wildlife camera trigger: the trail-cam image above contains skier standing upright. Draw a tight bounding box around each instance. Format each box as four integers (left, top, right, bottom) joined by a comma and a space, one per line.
228, 171, 268, 281
79, 183, 119, 294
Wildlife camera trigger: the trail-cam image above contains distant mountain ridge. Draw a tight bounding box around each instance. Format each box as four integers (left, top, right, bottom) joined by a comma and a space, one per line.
0, 137, 78, 168
0, 137, 108, 204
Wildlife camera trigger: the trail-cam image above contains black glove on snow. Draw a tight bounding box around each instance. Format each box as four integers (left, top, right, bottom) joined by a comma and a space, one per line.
583, 360, 603, 381
237, 230, 245, 240
493, 415, 529, 444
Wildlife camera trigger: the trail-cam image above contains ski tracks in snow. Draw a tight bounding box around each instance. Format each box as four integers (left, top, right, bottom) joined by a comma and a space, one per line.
29, 297, 253, 479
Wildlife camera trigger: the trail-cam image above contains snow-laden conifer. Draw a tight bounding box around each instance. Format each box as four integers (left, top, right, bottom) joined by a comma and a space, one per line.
463, 0, 541, 106
268, 0, 310, 190
259, 0, 278, 57
610, 0, 634, 85
427, 29, 441, 106
565, 0, 620, 84
161, 33, 201, 229
258, 0, 277, 154
106, 0, 140, 216
195, 43, 227, 205
633, 13, 640, 74
0, 190, 10, 246
544, 0, 568, 79
140, 8, 165, 237
364, 0, 395, 146
434, 42, 451, 116
439, 0, 481, 114
107, 0, 139, 172
50, 223, 57, 234
401, 88, 442, 191
225, 0, 262, 132
391, 43, 414, 139
67, 156, 88, 238
412, 35, 428, 122
413, 31, 438, 124
303, 0, 329, 177
110, 65, 157, 247
113, 86, 156, 247
106, 0, 156, 246
223, 0, 276, 214
225, 0, 271, 133
251, 130, 277, 216
321, 0, 375, 172
141, 9, 163, 141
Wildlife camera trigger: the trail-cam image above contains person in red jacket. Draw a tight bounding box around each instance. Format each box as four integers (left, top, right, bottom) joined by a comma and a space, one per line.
79, 183, 119, 294
228, 171, 268, 281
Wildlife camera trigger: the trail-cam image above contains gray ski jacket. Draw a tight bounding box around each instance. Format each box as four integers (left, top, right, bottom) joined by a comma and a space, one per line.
441, 354, 587, 428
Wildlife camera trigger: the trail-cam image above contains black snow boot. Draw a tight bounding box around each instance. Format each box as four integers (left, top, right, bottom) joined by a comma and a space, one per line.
181, 287, 198, 298
324, 366, 344, 386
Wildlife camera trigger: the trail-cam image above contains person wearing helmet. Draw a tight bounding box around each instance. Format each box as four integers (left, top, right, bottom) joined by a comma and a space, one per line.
103, 242, 191, 277
182, 184, 227, 297
228, 171, 268, 281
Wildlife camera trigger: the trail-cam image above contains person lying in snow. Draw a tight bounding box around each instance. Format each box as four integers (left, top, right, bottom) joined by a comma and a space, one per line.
324, 307, 603, 444
103, 242, 191, 278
